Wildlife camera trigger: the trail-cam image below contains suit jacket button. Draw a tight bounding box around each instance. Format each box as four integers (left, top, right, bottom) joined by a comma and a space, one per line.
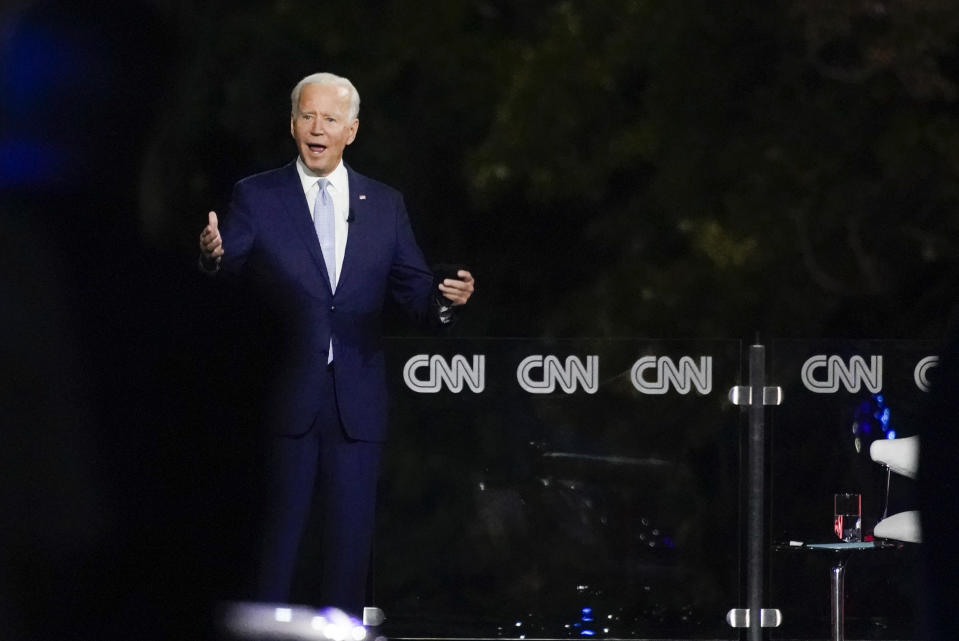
330, 305, 336, 312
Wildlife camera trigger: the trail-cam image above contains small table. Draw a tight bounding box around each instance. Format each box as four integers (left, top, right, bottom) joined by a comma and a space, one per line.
801, 541, 884, 641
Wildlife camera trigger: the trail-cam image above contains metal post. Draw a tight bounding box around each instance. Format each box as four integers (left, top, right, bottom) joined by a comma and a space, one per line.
747, 344, 766, 641
727, 342, 781, 636
830, 563, 845, 641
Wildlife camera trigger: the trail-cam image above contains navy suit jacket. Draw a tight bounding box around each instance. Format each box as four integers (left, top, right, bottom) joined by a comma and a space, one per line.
218, 161, 436, 441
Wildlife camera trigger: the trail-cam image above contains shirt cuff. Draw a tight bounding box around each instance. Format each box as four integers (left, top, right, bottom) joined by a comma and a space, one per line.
438, 303, 454, 325
198, 255, 221, 275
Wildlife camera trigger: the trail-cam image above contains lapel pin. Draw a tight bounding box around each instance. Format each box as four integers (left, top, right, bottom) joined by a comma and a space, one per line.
359, 194, 367, 200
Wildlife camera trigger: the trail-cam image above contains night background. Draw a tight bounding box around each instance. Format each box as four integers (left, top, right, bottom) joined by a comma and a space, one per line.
2, 0, 958, 639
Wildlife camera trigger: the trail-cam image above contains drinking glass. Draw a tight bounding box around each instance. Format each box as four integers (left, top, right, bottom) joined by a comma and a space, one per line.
833, 493, 862, 542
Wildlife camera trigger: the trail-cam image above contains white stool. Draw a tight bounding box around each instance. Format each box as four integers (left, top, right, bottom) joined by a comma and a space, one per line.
869, 435, 921, 543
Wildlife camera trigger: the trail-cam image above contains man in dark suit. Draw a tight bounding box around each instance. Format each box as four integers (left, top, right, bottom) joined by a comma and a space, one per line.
198, 72, 474, 616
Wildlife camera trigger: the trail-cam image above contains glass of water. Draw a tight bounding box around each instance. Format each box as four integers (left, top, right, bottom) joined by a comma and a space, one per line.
833, 493, 862, 542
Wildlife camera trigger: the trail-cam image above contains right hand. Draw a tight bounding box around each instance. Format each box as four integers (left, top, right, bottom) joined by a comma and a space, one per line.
199, 211, 224, 262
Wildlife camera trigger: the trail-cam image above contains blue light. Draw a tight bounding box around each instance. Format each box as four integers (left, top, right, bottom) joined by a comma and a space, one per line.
1, 22, 84, 121
0, 139, 63, 187
856, 394, 896, 440
580, 630, 595, 637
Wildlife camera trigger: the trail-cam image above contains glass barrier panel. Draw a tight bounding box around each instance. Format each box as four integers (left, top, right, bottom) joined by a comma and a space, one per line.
376, 338, 743, 639
769, 339, 935, 640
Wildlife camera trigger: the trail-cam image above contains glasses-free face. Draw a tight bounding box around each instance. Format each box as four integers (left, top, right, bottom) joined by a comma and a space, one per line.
290, 83, 358, 176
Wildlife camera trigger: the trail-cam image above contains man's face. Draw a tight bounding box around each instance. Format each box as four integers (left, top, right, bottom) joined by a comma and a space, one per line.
290, 83, 358, 176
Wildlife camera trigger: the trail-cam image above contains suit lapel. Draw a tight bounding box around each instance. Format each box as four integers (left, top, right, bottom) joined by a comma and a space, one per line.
338, 167, 372, 294
276, 162, 334, 293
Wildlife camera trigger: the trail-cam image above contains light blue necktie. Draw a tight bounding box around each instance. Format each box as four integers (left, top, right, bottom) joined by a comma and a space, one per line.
313, 178, 336, 290
314, 178, 336, 363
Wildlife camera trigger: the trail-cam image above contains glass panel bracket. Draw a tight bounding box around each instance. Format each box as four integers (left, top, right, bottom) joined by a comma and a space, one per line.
728, 385, 783, 406
726, 608, 783, 628
363, 607, 386, 627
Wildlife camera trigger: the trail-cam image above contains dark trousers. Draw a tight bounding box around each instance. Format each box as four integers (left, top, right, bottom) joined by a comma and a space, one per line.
254, 363, 382, 616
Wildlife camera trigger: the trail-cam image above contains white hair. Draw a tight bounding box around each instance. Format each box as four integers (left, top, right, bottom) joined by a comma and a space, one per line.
290, 72, 360, 121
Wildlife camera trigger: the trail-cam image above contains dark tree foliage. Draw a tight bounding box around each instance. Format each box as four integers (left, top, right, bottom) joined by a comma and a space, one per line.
137, 0, 959, 339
